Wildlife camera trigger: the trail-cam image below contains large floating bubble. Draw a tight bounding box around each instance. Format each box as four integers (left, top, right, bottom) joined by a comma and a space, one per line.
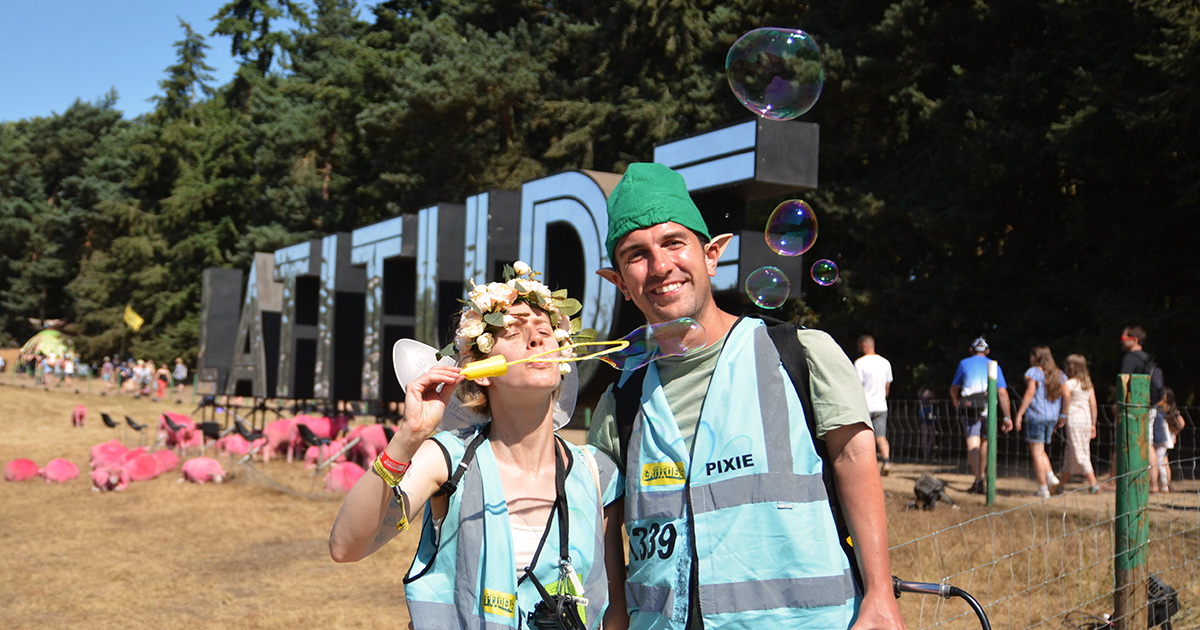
745, 266, 791, 309
599, 318, 708, 371
765, 199, 818, 256
811, 259, 839, 286
726, 28, 824, 121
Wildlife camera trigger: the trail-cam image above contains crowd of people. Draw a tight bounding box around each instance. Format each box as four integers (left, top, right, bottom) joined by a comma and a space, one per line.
14, 352, 84, 389
14, 353, 189, 402
854, 326, 1186, 499
99, 356, 189, 400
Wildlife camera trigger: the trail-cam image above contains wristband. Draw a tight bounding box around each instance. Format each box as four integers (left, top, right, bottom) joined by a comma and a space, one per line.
392, 486, 410, 532
373, 456, 404, 487
379, 450, 411, 477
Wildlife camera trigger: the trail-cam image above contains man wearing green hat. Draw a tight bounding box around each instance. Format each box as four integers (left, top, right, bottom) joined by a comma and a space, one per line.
589, 163, 905, 629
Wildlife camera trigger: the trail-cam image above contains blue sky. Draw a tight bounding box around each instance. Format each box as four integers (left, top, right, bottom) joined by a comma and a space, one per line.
0, 1, 374, 123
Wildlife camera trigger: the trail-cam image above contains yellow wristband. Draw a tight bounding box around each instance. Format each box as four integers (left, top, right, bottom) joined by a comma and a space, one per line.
373, 456, 404, 487
392, 486, 410, 532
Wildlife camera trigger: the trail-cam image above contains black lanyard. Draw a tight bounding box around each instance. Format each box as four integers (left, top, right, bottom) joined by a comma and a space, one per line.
522, 436, 570, 581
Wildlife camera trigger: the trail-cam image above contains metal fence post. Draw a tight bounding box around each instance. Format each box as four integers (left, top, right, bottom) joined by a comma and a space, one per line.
1113, 373, 1149, 630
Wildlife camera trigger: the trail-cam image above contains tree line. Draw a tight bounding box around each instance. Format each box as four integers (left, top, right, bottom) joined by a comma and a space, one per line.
1, 0, 1194, 401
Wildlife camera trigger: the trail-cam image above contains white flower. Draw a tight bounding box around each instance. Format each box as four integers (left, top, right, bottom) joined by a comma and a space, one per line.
559, 362, 572, 375
459, 311, 486, 338
531, 284, 552, 305
554, 328, 571, 342
476, 333, 495, 354
513, 261, 531, 276
488, 282, 518, 308
502, 313, 516, 327
469, 284, 493, 311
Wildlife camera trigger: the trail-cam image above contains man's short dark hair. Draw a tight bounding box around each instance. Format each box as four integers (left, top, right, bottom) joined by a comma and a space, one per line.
1124, 325, 1147, 345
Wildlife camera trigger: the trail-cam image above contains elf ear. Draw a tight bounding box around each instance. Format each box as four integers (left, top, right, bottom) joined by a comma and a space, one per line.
596, 267, 630, 301
704, 233, 734, 275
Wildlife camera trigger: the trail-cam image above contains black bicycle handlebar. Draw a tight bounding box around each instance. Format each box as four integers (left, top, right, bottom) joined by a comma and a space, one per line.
893, 576, 992, 630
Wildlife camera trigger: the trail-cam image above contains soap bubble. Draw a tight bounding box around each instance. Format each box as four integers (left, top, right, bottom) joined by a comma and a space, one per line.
726, 28, 824, 120
765, 199, 818, 256
745, 266, 790, 308
599, 319, 708, 371
811, 259, 839, 286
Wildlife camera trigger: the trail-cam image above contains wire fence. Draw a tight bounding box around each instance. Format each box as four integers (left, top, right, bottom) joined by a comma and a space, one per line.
884, 396, 1199, 483
887, 396, 1198, 629
890, 462, 1199, 629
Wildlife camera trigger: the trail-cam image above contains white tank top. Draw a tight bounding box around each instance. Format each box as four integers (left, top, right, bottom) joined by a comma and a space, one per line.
511, 521, 546, 573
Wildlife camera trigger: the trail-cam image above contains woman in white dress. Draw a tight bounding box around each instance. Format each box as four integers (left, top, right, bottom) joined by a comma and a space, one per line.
1060, 354, 1098, 492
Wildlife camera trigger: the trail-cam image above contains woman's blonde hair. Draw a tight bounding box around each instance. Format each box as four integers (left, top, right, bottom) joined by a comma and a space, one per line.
1064, 354, 1092, 391
1031, 345, 1064, 401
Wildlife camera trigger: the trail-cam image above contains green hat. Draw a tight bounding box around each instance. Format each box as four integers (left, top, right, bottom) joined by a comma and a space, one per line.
605, 163, 711, 263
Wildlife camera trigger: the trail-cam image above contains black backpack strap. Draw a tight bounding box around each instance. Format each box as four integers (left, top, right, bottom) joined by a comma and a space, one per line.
435, 423, 491, 497
758, 315, 864, 592
614, 369, 648, 474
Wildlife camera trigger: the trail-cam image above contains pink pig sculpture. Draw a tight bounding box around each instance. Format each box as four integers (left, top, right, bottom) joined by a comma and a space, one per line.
5, 458, 40, 481
90, 439, 128, 470
181, 457, 226, 484
325, 461, 365, 493
40, 458, 80, 483
152, 449, 180, 473
261, 418, 298, 463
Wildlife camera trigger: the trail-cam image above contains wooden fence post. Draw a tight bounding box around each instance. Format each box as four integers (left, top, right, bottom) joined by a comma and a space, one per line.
1113, 373, 1149, 630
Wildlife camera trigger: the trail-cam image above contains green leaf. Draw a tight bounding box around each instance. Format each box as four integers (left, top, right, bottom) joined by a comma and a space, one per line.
554, 297, 582, 317
483, 311, 507, 328
436, 341, 456, 360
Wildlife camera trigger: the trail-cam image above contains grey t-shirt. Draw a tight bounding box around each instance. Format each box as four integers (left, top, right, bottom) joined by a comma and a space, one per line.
587, 326, 870, 464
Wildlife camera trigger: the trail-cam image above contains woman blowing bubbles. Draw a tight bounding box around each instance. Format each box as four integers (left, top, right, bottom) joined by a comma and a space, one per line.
330, 262, 622, 629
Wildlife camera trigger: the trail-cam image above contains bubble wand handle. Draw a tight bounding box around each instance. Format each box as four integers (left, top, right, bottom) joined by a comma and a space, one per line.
460, 340, 631, 381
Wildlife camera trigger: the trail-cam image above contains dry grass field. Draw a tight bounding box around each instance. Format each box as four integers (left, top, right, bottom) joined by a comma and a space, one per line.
1, 350, 1195, 629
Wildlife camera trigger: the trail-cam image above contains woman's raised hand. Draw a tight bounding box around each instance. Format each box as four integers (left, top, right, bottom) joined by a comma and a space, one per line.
399, 365, 465, 442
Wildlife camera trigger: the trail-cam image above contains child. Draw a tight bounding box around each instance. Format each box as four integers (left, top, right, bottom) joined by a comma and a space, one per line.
1152, 387, 1185, 493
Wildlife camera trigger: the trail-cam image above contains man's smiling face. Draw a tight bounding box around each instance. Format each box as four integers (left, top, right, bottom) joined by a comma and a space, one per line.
605, 222, 720, 325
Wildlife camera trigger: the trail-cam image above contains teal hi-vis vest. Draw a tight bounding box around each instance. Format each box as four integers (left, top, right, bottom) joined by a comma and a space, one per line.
404, 425, 620, 629
622, 318, 859, 629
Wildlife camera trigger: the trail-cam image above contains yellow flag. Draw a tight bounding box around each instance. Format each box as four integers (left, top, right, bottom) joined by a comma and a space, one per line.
124, 305, 144, 332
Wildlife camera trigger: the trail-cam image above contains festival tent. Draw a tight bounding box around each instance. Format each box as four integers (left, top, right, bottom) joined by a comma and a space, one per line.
19, 329, 74, 358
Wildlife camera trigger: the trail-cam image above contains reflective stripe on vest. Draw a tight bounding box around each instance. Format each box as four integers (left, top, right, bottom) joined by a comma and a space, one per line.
623, 319, 858, 629
404, 427, 613, 629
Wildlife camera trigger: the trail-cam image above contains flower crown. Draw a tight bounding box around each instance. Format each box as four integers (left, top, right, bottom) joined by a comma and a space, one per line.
438, 262, 594, 374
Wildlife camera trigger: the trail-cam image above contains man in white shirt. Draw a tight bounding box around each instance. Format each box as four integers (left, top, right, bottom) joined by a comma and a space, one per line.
855, 335, 894, 475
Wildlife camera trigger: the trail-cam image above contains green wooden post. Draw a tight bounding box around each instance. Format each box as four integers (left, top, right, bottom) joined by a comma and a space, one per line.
986, 360, 998, 505
1113, 373, 1149, 630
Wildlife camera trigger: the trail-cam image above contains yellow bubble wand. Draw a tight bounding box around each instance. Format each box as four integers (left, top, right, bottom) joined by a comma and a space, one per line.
460, 340, 630, 381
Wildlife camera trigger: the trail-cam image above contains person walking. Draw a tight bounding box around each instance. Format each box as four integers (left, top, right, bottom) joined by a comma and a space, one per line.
1060, 354, 1098, 493
588, 163, 904, 629
950, 337, 1013, 494
855, 335, 894, 476
172, 358, 188, 397
1015, 346, 1070, 499
1151, 387, 1185, 493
